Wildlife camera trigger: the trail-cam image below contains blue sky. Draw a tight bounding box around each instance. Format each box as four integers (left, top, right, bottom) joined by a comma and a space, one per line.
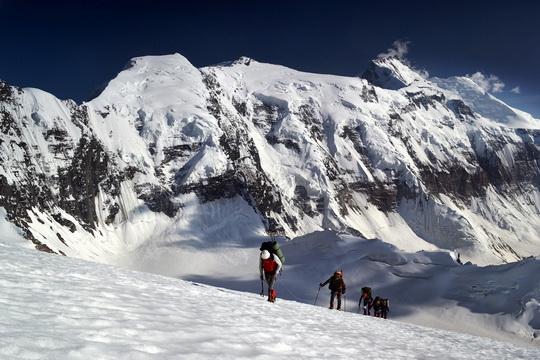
1, 0, 539, 118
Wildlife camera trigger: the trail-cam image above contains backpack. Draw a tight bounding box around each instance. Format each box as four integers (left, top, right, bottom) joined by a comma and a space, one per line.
260, 240, 285, 264
361, 286, 372, 295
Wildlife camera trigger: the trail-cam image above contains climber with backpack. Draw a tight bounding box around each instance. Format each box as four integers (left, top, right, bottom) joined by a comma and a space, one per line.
372, 296, 383, 318
358, 286, 374, 315
381, 298, 390, 319
319, 270, 346, 310
259, 249, 282, 302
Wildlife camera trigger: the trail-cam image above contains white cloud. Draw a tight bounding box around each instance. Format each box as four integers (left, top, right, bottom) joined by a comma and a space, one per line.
377, 40, 429, 78
466, 72, 505, 93
378, 40, 410, 60
511, 86, 521, 94
417, 67, 430, 79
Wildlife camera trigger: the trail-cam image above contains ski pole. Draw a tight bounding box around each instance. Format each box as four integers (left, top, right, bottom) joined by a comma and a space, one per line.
314, 285, 321, 305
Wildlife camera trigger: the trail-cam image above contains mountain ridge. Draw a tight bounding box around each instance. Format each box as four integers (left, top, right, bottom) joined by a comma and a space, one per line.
1, 53, 539, 267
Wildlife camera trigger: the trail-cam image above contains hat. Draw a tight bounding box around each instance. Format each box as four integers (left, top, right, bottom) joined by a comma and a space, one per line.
261, 250, 271, 259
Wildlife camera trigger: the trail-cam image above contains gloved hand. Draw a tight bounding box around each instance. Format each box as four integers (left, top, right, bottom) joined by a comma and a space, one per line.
319, 283, 323, 287
342, 289, 346, 294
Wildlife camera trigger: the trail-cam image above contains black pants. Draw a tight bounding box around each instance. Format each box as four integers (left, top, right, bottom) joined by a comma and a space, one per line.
363, 302, 372, 315
330, 291, 342, 309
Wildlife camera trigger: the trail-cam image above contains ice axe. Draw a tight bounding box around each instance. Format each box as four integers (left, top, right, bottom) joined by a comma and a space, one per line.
314, 285, 321, 305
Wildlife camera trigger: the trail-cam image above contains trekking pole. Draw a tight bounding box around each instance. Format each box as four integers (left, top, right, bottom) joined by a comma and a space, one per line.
260, 279, 265, 297
314, 285, 321, 306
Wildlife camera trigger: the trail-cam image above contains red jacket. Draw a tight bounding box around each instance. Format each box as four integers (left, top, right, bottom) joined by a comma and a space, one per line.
259, 254, 283, 276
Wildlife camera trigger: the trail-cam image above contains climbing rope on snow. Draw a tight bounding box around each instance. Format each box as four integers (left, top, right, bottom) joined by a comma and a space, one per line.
277, 280, 313, 303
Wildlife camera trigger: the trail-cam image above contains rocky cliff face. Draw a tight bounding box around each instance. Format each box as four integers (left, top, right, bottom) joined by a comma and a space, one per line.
1, 54, 539, 265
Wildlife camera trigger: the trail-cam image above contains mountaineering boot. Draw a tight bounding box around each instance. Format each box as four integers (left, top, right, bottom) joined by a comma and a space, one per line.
269, 289, 275, 302
268, 289, 277, 302
329, 302, 334, 309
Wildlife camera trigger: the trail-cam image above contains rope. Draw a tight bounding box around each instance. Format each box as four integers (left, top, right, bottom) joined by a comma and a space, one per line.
278, 280, 314, 303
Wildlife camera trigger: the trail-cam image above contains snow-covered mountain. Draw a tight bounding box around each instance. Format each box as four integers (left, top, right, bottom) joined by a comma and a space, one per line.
2, 53, 540, 348
1, 53, 539, 266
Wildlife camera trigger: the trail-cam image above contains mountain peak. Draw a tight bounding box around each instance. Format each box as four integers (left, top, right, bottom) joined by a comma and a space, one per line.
361, 56, 426, 90
232, 56, 256, 66
213, 56, 258, 68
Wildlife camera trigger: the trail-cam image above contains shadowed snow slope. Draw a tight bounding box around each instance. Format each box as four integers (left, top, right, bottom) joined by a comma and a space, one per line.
2, 239, 540, 359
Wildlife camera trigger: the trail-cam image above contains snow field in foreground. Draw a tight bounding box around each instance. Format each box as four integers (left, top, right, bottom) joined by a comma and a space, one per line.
1, 241, 539, 359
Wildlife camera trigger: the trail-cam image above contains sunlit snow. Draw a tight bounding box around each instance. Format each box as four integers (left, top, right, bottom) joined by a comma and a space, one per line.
2, 240, 540, 359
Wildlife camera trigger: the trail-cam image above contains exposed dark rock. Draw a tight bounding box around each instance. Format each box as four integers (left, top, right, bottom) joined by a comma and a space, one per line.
174, 170, 240, 203
70, 104, 90, 128
295, 104, 323, 141
56, 233, 68, 246
293, 185, 317, 217
360, 85, 379, 103
56, 135, 116, 231
52, 213, 77, 233
447, 99, 477, 120
136, 183, 182, 218
266, 135, 301, 153
163, 144, 200, 164
405, 91, 446, 111
350, 180, 398, 212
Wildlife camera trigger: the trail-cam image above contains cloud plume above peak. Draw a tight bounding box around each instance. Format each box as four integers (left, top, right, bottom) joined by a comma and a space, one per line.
467, 72, 505, 93
378, 40, 410, 60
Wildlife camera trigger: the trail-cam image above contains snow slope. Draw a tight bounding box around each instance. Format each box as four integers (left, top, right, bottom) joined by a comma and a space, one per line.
2, 239, 540, 359
2, 207, 540, 352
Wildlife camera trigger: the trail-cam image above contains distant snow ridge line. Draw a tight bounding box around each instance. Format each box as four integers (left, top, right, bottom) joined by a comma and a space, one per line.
1, 53, 540, 265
